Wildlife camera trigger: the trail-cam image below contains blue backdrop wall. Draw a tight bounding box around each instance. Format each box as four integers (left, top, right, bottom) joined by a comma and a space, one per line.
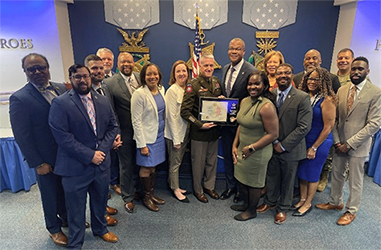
68, 0, 339, 88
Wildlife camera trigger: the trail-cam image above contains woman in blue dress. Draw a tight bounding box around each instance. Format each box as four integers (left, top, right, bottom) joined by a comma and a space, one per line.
131, 63, 166, 212
293, 67, 336, 216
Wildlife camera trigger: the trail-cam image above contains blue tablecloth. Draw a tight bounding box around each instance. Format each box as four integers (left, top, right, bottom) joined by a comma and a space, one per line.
367, 129, 381, 186
0, 137, 36, 192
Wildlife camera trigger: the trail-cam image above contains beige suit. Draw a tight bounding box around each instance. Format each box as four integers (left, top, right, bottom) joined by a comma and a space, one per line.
330, 80, 381, 214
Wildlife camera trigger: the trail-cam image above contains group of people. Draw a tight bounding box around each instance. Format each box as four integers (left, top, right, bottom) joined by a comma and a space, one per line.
9, 37, 381, 249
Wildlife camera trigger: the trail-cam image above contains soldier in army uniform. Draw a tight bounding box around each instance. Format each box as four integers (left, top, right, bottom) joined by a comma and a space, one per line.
180, 53, 222, 203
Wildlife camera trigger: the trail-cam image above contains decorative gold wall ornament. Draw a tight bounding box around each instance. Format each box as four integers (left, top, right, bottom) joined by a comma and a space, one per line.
117, 28, 149, 53
132, 54, 150, 72
186, 42, 221, 70
256, 31, 279, 55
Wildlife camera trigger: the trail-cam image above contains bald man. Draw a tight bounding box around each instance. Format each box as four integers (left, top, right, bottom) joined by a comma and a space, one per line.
293, 49, 340, 93
104, 52, 141, 213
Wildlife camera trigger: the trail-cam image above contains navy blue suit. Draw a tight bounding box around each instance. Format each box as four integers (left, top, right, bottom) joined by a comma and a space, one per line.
49, 89, 118, 249
220, 61, 256, 190
9, 81, 67, 234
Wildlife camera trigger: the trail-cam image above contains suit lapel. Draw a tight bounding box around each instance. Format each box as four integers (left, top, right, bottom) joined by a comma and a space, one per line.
230, 64, 247, 95
116, 74, 132, 100
92, 92, 101, 136
143, 86, 158, 116
70, 89, 95, 134
26, 82, 51, 109
348, 80, 371, 116
278, 88, 295, 119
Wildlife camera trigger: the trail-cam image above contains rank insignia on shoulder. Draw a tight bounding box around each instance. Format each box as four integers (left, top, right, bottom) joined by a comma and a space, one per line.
186, 83, 193, 93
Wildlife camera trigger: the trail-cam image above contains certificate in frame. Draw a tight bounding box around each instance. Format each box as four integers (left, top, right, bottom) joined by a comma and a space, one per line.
199, 97, 239, 126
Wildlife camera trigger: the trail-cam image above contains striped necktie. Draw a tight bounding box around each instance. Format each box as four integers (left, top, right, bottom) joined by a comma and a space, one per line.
81, 96, 97, 135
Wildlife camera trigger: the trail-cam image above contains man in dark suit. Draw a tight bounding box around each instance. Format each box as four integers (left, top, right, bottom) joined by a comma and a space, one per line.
293, 49, 340, 93
96, 47, 115, 78
316, 57, 381, 226
49, 64, 118, 249
220, 38, 256, 202
257, 63, 312, 224
9, 53, 68, 246
84, 54, 120, 225
104, 52, 141, 213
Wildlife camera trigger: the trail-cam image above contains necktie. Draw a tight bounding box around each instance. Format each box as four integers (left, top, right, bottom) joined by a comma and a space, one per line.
105, 74, 110, 78
226, 67, 235, 97
81, 96, 97, 135
277, 92, 284, 110
38, 85, 58, 104
347, 86, 357, 113
96, 88, 105, 96
128, 77, 138, 93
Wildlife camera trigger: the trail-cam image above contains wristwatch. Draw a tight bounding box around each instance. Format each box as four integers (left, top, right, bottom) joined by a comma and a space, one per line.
249, 144, 256, 153
311, 146, 317, 152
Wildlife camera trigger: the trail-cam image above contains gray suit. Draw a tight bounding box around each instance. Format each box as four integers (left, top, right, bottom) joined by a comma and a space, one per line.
330, 80, 381, 214
104, 72, 141, 203
264, 87, 312, 212
220, 60, 256, 190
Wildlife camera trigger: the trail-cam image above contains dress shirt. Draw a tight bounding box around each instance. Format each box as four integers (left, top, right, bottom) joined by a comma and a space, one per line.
120, 72, 139, 94
224, 58, 244, 92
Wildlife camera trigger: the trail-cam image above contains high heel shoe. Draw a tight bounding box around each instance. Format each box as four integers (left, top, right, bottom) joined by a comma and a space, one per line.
292, 205, 312, 216
172, 193, 189, 203
292, 199, 306, 210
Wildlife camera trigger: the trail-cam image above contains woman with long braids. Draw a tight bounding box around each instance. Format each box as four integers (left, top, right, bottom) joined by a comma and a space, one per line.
293, 67, 336, 217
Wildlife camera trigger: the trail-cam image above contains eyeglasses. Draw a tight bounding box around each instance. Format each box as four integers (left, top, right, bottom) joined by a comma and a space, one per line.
228, 47, 243, 52
276, 71, 292, 76
71, 74, 90, 81
25, 65, 47, 73
307, 77, 320, 82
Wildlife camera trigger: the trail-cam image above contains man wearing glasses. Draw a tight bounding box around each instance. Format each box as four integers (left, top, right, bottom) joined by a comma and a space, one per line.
49, 64, 118, 249
10, 53, 68, 246
257, 63, 312, 224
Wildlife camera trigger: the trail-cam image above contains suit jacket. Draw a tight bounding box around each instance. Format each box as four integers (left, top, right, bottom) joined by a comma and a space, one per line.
272, 87, 313, 161
293, 71, 341, 93
9, 82, 67, 168
104, 72, 141, 136
221, 60, 256, 101
332, 80, 381, 157
131, 85, 165, 148
49, 89, 118, 176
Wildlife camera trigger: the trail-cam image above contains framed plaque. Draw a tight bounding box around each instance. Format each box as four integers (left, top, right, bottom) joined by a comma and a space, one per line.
199, 97, 239, 126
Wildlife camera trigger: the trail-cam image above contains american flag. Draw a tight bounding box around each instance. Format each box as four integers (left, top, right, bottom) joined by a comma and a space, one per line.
192, 15, 202, 78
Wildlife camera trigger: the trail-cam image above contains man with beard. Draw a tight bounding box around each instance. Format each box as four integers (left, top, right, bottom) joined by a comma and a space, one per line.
84, 54, 120, 226
96, 47, 115, 78
257, 63, 312, 224
293, 49, 340, 93
49, 64, 118, 249
104, 52, 141, 213
9, 53, 68, 246
316, 57, 381, 226
220, 38, 256, 203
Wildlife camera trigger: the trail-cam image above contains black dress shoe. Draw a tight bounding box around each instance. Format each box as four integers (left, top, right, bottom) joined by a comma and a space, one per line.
292, 206, 312, 217
172, 193, 190, 203
233, 192, 243, 203
203, 188, 219, 199
220, 188, 236, 200
230, 204, 248, 212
